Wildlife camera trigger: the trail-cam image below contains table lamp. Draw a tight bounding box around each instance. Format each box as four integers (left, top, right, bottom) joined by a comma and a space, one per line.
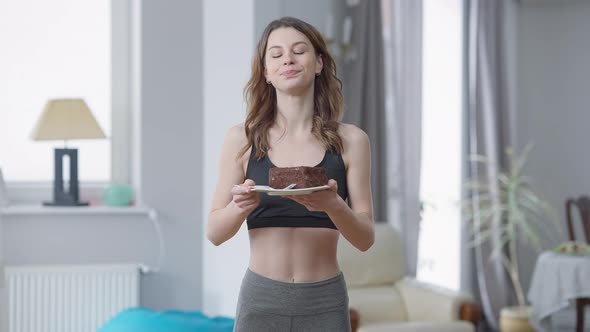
30, 98, 106, 206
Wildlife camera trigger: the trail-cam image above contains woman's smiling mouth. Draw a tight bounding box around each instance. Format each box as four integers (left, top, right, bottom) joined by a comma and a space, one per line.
282, 70, 301, 77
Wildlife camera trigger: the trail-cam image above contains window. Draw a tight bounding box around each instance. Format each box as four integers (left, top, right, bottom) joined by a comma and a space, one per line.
0, 0, 112, 182
0, 0, 136, 203
417, 0, 464, 291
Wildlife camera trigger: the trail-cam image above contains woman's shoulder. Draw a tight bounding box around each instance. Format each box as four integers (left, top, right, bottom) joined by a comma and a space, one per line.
338, 123, 371, 169
336, 123, 370, 169
222, 122, 250, 158
224, 122, 248, 145
338, 123, 370, 146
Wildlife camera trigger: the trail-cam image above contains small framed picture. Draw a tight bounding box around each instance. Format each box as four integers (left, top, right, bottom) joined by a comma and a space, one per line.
0, 168, 8, 207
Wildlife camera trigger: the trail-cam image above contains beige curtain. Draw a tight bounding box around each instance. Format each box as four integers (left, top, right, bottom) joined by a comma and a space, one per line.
466, 0, 518, 328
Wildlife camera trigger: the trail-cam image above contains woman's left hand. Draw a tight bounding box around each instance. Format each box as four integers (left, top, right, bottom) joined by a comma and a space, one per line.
284, 179, 344, 213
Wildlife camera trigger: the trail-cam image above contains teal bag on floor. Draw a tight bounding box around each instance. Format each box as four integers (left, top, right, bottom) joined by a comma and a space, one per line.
99, 308, 234, 332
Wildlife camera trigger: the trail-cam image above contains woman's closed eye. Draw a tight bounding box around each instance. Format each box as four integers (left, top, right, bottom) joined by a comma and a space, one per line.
270, 51, 305, 58
293, 47, 307, 54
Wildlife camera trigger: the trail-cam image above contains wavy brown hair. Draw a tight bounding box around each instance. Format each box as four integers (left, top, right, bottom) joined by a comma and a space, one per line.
238, 16, 344, 160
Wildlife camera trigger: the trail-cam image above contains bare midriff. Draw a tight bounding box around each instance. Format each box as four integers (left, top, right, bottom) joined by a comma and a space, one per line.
248, 227, 341, 283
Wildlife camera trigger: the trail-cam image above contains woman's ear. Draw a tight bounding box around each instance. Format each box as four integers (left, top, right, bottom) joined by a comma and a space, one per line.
316, 54, 323, 75
264, 69, 270, 84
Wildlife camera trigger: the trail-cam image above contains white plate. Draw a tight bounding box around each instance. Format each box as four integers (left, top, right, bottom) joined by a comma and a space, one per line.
249, 185, 330, 196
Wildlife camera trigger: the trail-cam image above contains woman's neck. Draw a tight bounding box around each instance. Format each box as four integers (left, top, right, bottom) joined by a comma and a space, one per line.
274, 89, 315, 136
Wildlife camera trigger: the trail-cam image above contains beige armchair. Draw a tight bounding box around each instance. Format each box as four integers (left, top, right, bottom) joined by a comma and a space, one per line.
338, 223, 481, 332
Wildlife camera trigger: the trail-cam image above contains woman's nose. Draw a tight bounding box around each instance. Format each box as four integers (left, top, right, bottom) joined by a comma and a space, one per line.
283, 52, 294, 65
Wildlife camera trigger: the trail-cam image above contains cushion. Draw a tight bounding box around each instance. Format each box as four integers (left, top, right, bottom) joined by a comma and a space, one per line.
98, 308, 234, 332
348, 286, 408, 324
358, 321, 474, 332
337, 223, 405, 287
395, 278, 472, 322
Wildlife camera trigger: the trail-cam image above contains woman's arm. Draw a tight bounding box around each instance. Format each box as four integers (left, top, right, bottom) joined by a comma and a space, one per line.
287, 124, 375, 251
207, 124, 259, 246
327, 125, 374, 251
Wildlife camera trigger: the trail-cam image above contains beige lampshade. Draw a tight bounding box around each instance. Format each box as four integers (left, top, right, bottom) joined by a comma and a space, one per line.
30, 98, 106, 141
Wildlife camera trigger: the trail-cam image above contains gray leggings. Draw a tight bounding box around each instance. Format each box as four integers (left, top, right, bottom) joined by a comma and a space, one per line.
233, 269, 351, 332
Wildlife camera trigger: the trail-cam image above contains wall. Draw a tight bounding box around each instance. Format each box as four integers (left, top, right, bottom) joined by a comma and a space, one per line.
254, 0, 334, 38
139, 0, 203, 310
1, 0, 204, 313
515, 0, 590, 293
0, 212, 5, 331
201, 0, 254, 318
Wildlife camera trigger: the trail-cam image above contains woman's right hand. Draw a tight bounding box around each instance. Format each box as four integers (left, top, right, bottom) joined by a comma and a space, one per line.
231, 179, 260, 214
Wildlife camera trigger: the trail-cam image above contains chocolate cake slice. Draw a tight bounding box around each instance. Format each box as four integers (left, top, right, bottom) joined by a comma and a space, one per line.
269, 166, 328, 189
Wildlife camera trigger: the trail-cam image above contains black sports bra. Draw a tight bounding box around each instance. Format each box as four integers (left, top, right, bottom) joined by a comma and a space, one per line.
245, 146, 348, 230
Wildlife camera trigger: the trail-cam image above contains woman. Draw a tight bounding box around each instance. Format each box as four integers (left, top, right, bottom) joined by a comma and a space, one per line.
207, 16, 375, 332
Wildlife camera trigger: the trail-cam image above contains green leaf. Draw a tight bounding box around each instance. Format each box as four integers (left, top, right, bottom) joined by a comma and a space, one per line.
512, 143, 534, 175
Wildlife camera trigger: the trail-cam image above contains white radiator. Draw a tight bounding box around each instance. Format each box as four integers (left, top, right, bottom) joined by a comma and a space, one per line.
5, 264, 141, 332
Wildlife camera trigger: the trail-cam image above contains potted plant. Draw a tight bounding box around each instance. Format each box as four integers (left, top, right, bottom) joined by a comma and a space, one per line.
462, 144, 562, 331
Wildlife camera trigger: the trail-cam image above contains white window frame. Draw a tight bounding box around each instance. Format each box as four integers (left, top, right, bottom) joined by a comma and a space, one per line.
4, 0, 141, 205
